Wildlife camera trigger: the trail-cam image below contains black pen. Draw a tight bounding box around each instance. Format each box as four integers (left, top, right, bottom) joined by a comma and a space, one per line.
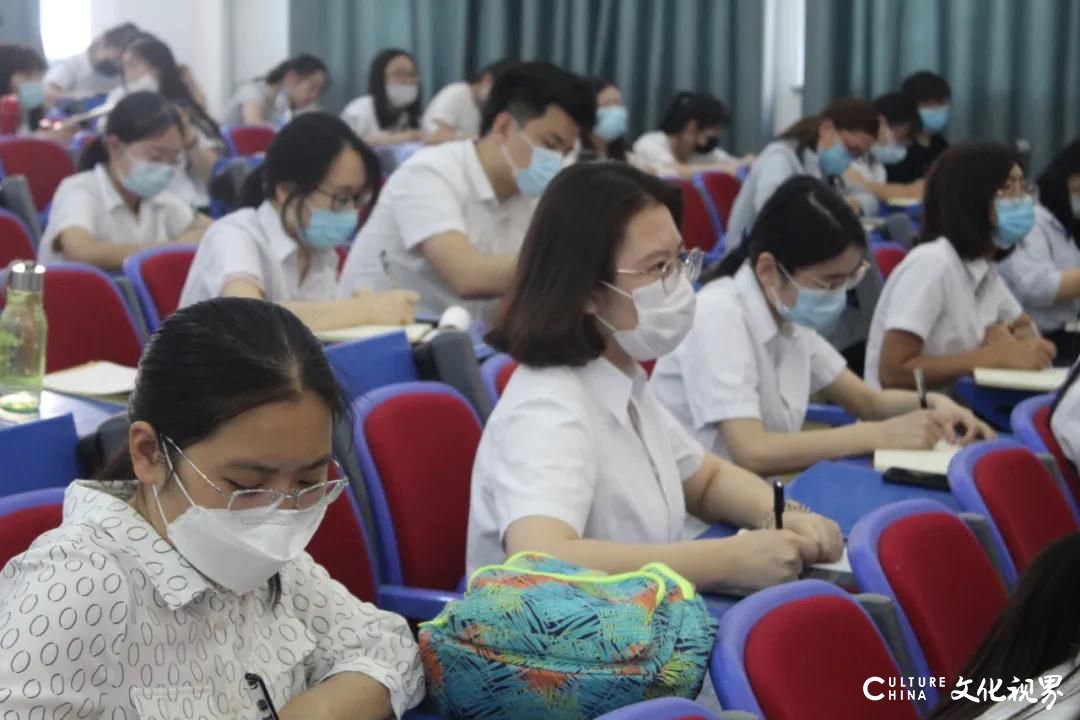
914, 368, 928, 409
245, 672, 280, 720
773, 480, 784, 530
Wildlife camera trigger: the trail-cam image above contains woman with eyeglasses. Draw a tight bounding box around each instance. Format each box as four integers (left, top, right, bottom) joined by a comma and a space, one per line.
38, 91, 211, 269
341, 48, 423, 147
0, 297, 425, 718
651, 177, 991, 478
467, 162, 843, 591
866, 143, 1058, 391
179, 112, 418, 330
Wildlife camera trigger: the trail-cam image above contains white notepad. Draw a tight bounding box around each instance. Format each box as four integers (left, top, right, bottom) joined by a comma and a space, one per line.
314, 323, 432, 345
44, 361, 137, 397
973, 367, 1069, 392
873, 441, 960, 476
887, 197, 922, 207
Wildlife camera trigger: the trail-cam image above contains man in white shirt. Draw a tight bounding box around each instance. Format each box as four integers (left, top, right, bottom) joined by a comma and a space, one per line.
632, 91, 752, 178
339, 61, 595, 322
422, 58, 517, 143
44, 22, 140, 105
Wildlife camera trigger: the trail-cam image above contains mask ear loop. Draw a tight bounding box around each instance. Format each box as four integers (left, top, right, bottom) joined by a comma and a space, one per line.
152, 437, 198, 533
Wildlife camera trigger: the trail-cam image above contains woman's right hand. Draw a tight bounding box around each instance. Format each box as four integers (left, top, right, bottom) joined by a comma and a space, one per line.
874, 409, 954, 449
353, 288, 419, 325
723, 529, 815, 590
984, 335, 1056, 370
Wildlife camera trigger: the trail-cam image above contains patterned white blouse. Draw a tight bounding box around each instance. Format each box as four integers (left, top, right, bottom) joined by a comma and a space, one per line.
0, 481, 425, 719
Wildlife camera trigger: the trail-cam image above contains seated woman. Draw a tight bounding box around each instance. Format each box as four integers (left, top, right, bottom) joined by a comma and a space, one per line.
726, 97, 879, 248
999, 139, 1080, 364
0, 297, 424, 717
467, 161, 843, 591
222, 53, 328, 127
1051, 363, 1080, 471
179, 112, 417, 330
652, 176, 991, 477
929, 532, 1080, 719
844, 92, 927, 204
38, 91, 210, 269
341, 48, 423, 146
865, 142, 1057, 390
632, 91, 751, 178
108, 34, 226, 210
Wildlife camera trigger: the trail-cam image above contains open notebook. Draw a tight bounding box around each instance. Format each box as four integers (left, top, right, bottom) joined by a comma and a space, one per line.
973, 367, 1069, 392
873, 441, 960, 476
314, 323, 432, 345
43, 361, 137, 398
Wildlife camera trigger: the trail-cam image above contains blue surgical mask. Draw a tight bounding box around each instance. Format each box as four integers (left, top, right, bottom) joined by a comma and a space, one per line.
771, 282, 848, 331
595, 105, 628, 142
121, 156, 175, 199
919, 106, 950, 134
502, 129, 563, 197
871, 143, 908, 165
1070, 194, 1080, 219
992, 196, 1036, 249
301, 204, 357, 249
16, 80, 44, 111
819, 141, 853, 177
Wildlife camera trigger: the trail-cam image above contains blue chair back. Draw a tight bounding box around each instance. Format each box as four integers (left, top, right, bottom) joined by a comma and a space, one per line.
1010, 393, 1054, 454
479, 352, 515, 407
0, 486, 66, 568
0, 414, 80, 495
594, 697, 721, 719
324, 331, 419, 405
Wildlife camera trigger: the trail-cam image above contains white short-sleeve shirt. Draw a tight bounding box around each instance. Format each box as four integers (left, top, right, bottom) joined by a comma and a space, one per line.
999, 204, 1080, 333
38, 164, 195, 265
0, 481, 425, 719
421, 81, 480, 138
338, 140, 536, 320
631, 131, 736, 178
864, 237, 1024, 388
652, 264, 847, 459
44, 52, 121, 97
341, 95, 412, 138
466, 357, 707, 574
179, 200, 339, 307
1051, 374, 1080, 468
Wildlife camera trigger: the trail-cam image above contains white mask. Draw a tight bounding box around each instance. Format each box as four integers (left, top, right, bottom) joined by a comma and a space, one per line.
153, 466, 326, 594
125, 73, 160, 94
597, 275, 696, 361
386, 83, 418, 109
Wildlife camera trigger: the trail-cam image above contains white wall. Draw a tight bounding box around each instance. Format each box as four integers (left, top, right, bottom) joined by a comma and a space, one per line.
768, 0, 805, 135
89, 0, 289, 118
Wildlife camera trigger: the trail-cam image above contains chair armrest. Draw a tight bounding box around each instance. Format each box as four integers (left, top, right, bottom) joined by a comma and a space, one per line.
806, 403, 855, 427
379, 584, 462, 621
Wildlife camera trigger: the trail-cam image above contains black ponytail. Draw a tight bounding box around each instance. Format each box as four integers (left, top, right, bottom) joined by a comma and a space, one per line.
701, 175, 866, 286
264, 53, 328, 85
78, 91, 182, 170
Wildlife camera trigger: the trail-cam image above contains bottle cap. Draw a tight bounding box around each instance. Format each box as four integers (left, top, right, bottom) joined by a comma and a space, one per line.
6, 260, 45, 292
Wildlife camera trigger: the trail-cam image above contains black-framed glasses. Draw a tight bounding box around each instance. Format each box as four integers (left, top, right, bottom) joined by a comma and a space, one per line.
615, 248, 704, 293
162, 437, 347, 515
311, 187, 373, 213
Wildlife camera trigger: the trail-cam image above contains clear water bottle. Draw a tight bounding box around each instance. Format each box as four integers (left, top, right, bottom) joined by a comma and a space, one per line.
0, 261, 47, 413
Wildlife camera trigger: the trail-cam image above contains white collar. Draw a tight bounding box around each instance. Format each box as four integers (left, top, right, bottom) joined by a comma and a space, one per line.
93, 163, 170, 213
64, 481, 216, 609
734, 263, 784, 345
257, 200, 304, 263
461, 140, 497, 203
579, 356, 647, 427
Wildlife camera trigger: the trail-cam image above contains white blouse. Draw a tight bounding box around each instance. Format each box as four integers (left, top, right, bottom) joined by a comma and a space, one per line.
466, 357, 706, 575
0, 481, 424, 718
999, 204, 1080, 333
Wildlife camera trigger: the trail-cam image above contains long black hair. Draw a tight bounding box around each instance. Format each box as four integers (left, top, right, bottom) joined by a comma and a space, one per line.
930, 532, 1080, 720
702, 175, 866, 283
367, 48, 420, 131
1036, 139, 1080, 249
123, 34, 223, 144
920, 142, 1019, 260
238, 111, 380, 229
79, 91, 183, 170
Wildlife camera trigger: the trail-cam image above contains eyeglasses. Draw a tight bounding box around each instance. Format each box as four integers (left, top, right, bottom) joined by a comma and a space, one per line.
312, 187, 373, 212
386, 70, 419, 82
615, 248, 704, 293
162, 437, 347, 515
780, 259, 869, 293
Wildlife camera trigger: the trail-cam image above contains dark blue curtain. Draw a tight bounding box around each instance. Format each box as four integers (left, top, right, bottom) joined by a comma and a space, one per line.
0, 0, 42, 50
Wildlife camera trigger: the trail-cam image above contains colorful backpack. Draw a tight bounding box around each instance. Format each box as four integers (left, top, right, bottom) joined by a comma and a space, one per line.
419, 552, 717, 719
